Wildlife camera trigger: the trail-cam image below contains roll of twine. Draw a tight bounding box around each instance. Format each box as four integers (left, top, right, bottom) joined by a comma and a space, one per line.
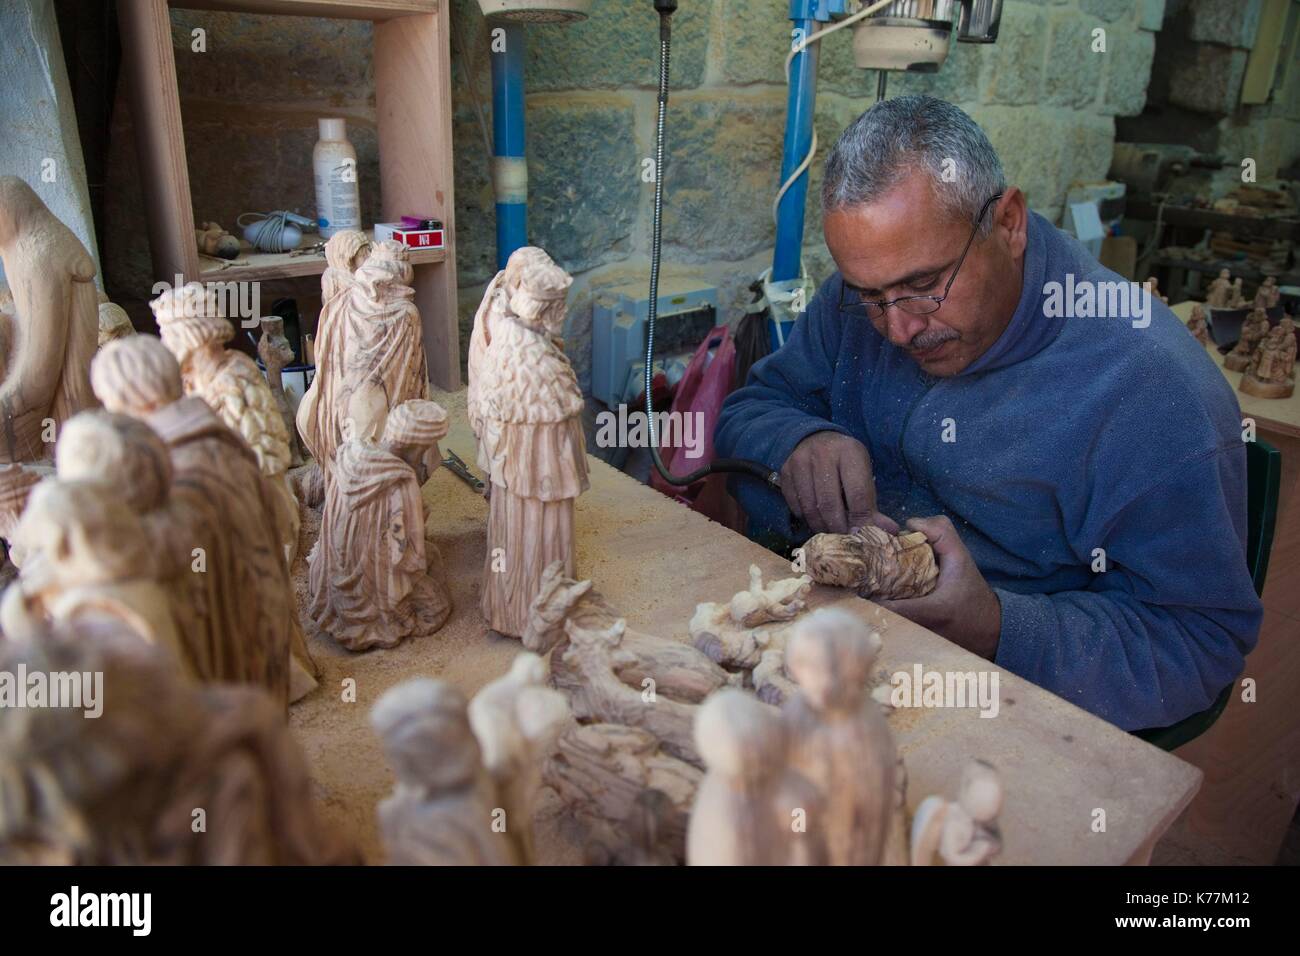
237, 211, 303, 253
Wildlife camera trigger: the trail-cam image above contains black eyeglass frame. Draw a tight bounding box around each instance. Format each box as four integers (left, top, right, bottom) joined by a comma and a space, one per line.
837, 192, 1005, 320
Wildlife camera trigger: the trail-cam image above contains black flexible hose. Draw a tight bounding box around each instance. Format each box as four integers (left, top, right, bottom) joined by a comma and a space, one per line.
645, 2, 780, 491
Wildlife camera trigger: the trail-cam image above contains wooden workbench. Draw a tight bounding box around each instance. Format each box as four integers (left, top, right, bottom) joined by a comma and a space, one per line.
289, 389, 1201, 865
1164, 300, 1300, 864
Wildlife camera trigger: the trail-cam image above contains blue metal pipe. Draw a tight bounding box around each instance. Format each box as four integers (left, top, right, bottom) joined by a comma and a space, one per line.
491, 22, 528, 270
772, 17, 820, 284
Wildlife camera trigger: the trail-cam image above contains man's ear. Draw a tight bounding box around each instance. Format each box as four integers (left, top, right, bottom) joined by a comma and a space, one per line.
994, 188, 1028, 259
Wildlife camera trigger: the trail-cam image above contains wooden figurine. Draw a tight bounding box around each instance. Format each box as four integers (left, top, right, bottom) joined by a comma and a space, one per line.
296, 239, 429, 483
88, 335, 304, 706
1241, 317, 1297, 400
1262, 275, 1280, 309
0, 478, 186, 669
783, 607, 896, 865
0, 177, 99, 464
1224, 307, 1271, 372
467, 652, 570, 864
258, 316, 306, 467
882, 754, 911, 866
0, 464, 40, 545
307, 398, 452, 650
96, 297, 134, 348
1205, 269, 1233, 309
526, 561, 736, 703
689, 565, 812, 669
1187, 304, 1210, 346
468, 246, 588, 639
0, 619, 355, 865
557, 618, 702, 766
195, 220, 240, 260
687, 688, 826, 866
1143, 276, 1167, 305
1229, 278, 1246, 309
372, 678, 522, 866
803, 525, 939, 600
910, 759, 1004, 866
151, 283, 299, 564
543, 722, 701, 865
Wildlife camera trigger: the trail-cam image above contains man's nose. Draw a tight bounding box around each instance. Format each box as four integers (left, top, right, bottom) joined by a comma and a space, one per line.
883, 307, 929, 347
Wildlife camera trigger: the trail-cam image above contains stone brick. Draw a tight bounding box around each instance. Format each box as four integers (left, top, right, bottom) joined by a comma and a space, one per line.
451, 106, 496, 287
981, 2, 1046, 106
1078, 0, 1135, 21
1167, 44, 1249, 115
526, 100, 640, 274
715, 0, 790, 86
524, 0, 709, 92
1187, 0, 1263, 49
1138, 0, 1167, 31
1043, 12, 1103, 109
889, 34, 986, 105
1102, 28, 1155, 116
971, 105, 1067, 217
660, 92, 785, 261
1063, 114, 1117, 188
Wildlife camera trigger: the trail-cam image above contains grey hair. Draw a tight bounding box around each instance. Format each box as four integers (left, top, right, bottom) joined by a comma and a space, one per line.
821, 95, 1006, 236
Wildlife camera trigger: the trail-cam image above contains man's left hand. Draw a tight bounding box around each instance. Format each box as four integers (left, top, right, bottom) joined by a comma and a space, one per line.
875, 515, 1002, 660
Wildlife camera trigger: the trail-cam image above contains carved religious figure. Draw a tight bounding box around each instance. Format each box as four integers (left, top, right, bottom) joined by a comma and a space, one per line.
96, 295, 134, 348
372, 678, 522, 866
1241, 317, 1297, 400
0, 620, 355, 865
803, 525, 939, 599
1225, 306, 1271, 372
307, 398, 452, 650
88, 335, 309, 705
468, 246, 588, 638
296, 238, 429, 483
1205, 269, 1233, 309
0, 177, 99, 463
910, 760, 1004, 866
151, 283, 300, 564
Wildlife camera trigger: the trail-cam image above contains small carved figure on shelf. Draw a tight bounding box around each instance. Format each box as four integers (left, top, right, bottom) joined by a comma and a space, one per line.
195, 220, 241, 260
258, 316, 306, 467
1205, 269, 1233, 309
803, 524, 939, 600
1186, 304, 1210, 346
910, 759, 1004, 866
0, 177, 100, 464
1240, 317, 1297, 400
1224, 306, 1271, 372
1229, 278, 1246, 309
1143, 276, 1167, 305
307, 398, 452, 650
469, 246, 588, 639
783, 607, 896, 865
1262, 275, 1281, 309
372, 678, 522, 866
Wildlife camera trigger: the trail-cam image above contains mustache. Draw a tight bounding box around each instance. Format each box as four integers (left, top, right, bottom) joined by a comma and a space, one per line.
907, 328, 960, 352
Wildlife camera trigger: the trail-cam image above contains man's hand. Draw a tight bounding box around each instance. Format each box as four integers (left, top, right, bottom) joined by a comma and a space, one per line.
781, 431, 896, 534
876, 515, 1001, 659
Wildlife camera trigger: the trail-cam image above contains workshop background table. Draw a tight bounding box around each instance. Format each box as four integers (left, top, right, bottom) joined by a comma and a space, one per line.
289, 389, 1200, 865
1164, 300, 1300, 864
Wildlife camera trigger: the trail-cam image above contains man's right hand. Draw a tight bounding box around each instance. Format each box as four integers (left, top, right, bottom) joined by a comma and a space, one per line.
779, 430, 895, 535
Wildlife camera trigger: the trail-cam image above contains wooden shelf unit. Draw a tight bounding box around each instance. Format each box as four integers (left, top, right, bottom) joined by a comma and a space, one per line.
199, 231, 447, 281
118, 0, 461, 388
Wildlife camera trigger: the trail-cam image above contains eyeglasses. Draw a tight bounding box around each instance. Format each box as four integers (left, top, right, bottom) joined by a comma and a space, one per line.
838, 193, 1004, 320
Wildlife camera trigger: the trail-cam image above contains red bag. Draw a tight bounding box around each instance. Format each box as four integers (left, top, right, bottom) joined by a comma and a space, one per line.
649, 325, 745, 531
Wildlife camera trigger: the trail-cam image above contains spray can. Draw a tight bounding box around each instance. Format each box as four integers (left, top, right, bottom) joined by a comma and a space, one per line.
314, 118, 361, 239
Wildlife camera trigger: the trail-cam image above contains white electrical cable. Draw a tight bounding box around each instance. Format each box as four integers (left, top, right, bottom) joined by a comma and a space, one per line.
772, 0, 897, 225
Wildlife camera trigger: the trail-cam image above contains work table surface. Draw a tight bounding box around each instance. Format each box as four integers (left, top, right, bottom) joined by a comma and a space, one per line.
290, 388, 1201, 865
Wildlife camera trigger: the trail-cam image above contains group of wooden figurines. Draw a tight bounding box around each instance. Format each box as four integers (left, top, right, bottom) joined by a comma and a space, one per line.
1, 175, 993, 866
1186, 271, 1295, 400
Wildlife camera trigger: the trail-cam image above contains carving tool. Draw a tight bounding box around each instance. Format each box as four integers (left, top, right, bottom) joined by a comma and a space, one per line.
442, 449, 485, 494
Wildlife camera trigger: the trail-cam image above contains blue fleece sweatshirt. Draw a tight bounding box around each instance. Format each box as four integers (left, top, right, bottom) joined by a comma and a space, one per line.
716, 212, 1263, 731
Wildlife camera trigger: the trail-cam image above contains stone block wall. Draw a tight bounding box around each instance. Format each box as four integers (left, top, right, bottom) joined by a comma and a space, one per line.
101, 0, 1164, 388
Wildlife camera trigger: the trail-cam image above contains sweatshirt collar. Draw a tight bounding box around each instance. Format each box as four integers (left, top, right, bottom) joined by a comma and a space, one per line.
960, 211, 1063, 377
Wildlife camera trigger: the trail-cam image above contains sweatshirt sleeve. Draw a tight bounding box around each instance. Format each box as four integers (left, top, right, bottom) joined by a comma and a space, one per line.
715, 279, 852, 539
993, 443, 1262, 731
